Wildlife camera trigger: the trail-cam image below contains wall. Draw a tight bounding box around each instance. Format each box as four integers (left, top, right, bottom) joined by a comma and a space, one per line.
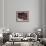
0, 0, 3, 27
0, 0, 4, 33
4, 0, 42, 33
42, 0, 46, 37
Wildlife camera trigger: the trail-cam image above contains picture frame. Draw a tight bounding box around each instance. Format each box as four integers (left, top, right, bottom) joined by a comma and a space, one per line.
16, 11, 29, 22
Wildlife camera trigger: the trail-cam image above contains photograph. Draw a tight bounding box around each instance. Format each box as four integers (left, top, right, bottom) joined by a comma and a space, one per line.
16, 11, 29, 22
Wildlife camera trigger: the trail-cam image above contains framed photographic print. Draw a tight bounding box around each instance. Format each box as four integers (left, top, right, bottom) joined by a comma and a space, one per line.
16, 11, 29, 22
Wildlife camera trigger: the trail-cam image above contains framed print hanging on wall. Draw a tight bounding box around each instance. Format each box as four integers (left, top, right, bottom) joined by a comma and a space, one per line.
16, 11, 29, 22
